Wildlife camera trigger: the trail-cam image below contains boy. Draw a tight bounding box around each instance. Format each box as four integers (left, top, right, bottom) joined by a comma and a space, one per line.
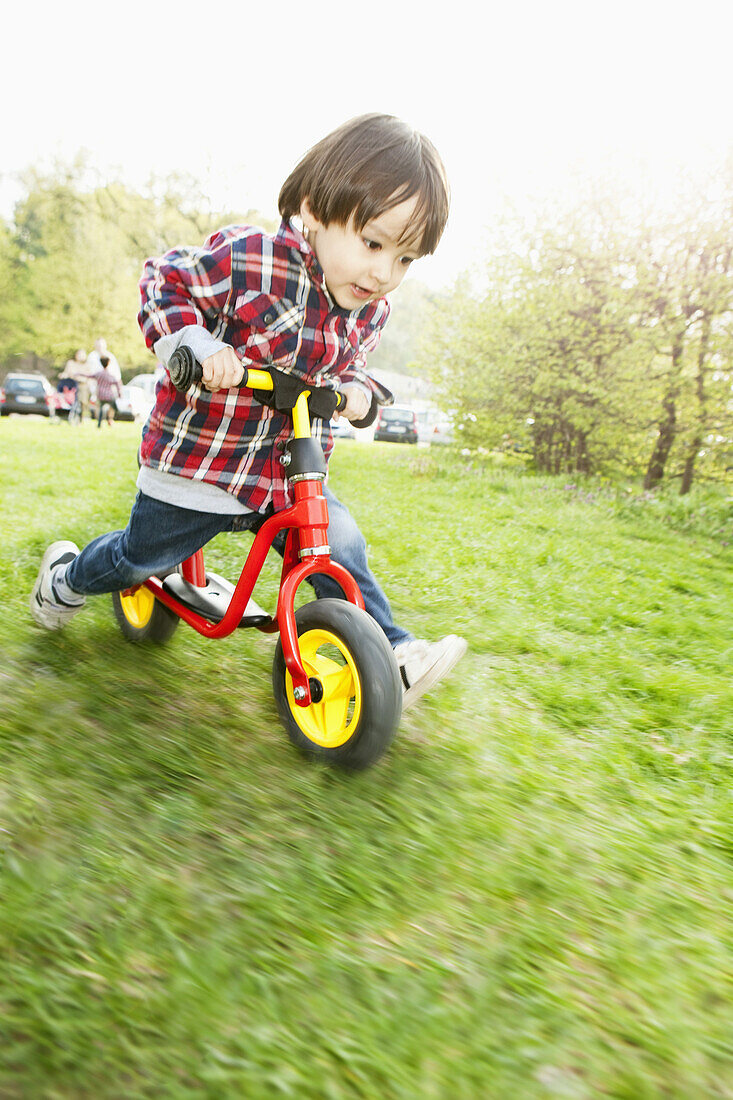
93, 354, 123, 428
31, 114, 466, 708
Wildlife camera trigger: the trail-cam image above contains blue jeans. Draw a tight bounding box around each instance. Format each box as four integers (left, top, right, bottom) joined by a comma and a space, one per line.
65, 487, 410, 646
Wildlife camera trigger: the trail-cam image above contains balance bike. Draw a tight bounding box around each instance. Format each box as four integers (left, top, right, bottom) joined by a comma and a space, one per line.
111, 348, 402, 770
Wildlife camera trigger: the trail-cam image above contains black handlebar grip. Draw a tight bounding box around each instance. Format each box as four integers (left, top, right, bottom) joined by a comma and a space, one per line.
334, 391, 347, 413
350, 397, 379, 429
168, 346, 203, 391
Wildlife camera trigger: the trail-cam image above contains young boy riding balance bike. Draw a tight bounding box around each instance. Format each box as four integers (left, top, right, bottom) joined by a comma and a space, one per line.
31, 114, 467, 741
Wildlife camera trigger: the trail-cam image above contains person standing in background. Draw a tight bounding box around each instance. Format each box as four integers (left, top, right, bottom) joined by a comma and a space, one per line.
86, 338, 122, 382
64, 348, 93, 423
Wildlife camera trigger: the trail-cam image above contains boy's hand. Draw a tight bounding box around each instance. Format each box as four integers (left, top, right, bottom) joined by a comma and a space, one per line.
336, 383, 370, 423
201, 347, 245, 392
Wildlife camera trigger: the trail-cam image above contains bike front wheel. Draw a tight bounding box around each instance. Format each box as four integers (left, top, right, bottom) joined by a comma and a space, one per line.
272, 599, 402, 770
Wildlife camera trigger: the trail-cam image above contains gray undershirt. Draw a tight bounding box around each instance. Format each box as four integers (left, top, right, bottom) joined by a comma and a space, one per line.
136, 465, 250, 514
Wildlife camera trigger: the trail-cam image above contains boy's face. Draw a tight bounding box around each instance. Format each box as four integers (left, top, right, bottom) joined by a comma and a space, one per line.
300, 195, 422, 311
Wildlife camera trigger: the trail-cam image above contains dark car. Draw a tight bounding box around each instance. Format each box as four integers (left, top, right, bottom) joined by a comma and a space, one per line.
1, 373, 56, 417
373, 405, 418, 444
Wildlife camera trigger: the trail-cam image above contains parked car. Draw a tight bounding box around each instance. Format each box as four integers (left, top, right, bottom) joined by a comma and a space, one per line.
113, 386, 140, 422
416, 408, 455, 445
373, 405, 418, 444
126, 373, 158, 420
0, 373, 56, 417
429, 418, 454, 445
330, 416, 357, 440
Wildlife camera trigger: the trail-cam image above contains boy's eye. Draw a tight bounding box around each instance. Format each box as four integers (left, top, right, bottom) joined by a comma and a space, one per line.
400, 256, 415, 266
363, 238, 381, 251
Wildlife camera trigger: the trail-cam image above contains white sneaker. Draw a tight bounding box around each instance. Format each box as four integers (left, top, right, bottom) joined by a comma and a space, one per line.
394, 634, 468, 710
30, 541, 86, 630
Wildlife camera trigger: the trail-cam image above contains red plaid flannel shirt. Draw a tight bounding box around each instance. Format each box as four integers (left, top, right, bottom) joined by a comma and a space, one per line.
93, 368, 122, 403
138, 220, 389, 512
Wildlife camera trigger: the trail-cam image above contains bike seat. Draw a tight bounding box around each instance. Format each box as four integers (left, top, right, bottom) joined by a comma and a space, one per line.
162, 571, 271, 627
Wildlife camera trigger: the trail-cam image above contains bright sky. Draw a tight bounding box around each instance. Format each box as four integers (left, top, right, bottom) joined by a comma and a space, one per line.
2, 0, 732, 289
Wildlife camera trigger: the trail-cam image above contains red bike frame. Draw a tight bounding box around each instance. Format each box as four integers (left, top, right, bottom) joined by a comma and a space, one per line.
125, 458, 364, 708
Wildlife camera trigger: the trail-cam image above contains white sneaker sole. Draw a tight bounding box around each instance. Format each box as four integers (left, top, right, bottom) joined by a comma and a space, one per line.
30, 541, 83, 630
402, 635, 468, 710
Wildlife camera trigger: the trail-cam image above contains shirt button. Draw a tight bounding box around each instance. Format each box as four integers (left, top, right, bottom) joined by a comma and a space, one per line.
264, 313, 274, 324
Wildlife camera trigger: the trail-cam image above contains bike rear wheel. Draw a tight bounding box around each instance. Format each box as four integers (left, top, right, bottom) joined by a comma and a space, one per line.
112, 584, 179, 643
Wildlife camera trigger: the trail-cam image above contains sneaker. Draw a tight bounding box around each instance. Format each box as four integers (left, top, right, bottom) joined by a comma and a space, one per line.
394, 634, 468, 710
30, 541, 86, 630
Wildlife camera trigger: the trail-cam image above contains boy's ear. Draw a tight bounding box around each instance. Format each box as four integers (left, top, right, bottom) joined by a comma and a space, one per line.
299, 198, 320, 232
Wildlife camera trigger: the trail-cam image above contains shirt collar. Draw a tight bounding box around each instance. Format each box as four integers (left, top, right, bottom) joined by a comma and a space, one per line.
276, 218, 323, 279
275, 217, 385, 320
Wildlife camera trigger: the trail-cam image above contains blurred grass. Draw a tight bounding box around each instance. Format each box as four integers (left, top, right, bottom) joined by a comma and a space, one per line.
1, 417, 732, 1099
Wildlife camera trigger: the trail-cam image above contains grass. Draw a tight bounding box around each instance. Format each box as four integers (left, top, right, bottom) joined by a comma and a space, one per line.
1, 416, 732, 1099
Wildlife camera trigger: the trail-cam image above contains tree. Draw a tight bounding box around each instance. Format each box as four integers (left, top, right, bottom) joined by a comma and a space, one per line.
636, 199, 733, 491
421, 207, 649, 475
3, 158, 275, 375
0, 216, 33, 360
418, 168, 733, 488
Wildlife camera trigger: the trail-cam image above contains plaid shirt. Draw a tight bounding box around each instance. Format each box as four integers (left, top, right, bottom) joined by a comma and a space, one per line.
93, 368, 122, 403
138, 220, 389, 512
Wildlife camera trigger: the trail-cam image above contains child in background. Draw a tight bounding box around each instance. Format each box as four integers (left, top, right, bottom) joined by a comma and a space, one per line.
31, 114, 466, 708
93, 354, 123, 428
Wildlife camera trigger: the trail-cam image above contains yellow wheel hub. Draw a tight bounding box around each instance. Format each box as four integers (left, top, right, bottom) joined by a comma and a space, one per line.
286, 628, 362, 748
119, 586, 155, 629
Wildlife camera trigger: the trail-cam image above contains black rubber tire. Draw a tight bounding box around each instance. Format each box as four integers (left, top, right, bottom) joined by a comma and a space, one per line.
272, 599, 402, 770
112, 584, 179, 644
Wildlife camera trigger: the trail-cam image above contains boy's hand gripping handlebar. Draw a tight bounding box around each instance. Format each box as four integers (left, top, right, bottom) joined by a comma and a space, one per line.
167, 346, 347, 421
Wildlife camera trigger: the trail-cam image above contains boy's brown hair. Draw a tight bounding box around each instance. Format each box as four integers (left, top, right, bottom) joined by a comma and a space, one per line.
278, 114, 450, 256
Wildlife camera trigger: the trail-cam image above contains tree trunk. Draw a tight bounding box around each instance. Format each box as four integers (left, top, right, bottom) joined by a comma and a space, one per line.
576, 431, 590, 474
644, 333, 683, 490
644, 393, 677, 489
680, 439, 700, 496
680, 314, 711, 496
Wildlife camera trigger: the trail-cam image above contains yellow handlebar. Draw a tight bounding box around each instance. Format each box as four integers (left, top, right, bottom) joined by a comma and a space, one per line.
243, 368, 274, 391
247, 368, 311, 438
292, 392, 311, 438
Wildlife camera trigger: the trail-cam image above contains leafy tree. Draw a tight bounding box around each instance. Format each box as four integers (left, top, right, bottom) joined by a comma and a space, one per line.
633, 194, 733, 491
0, 216, 33, 360
419, 171, 733, 488
3, 158, 275, 376
422, 209, 649, 475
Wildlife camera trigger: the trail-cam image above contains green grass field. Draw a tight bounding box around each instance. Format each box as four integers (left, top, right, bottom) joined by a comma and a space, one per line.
1, 417, 732, 1099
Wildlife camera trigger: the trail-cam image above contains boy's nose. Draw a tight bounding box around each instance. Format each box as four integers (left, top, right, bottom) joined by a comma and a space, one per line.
370, 255, 392, 286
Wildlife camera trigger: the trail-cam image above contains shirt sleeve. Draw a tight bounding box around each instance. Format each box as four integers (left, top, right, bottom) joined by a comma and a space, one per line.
332, 298, 390, 391
138, 229, 236, 350
153, 325, 230, 368
344, 324, 384, 381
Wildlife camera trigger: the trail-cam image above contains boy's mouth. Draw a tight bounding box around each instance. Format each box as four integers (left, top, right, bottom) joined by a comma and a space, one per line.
350, 283, 375, 301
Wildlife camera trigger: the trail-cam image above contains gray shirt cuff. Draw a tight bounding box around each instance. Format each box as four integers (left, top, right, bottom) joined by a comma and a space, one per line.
154, 325, 229, 367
